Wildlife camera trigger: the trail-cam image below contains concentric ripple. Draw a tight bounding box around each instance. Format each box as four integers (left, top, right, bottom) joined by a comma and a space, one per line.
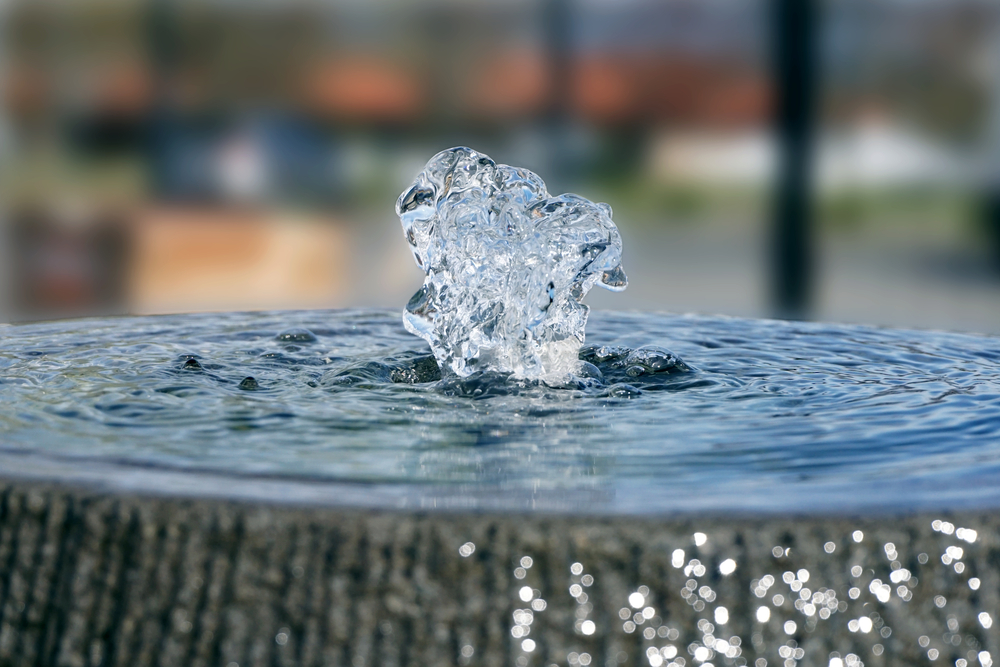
1, 309, 999, 514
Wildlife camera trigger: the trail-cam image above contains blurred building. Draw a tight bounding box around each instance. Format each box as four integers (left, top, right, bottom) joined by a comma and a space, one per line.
1, 0, 999, 333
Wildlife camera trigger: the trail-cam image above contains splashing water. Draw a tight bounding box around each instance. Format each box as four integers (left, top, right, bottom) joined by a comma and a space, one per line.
396, 147, 627, 379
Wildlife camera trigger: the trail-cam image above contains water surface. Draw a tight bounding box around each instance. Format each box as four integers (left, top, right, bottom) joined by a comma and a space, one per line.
1, 309, 998, 514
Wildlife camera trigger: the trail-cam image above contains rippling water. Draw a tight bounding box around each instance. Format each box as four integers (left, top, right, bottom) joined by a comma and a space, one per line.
1, 309, 998, 514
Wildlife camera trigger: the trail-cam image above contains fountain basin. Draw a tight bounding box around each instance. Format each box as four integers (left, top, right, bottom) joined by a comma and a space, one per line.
1, 309, 998, 666
0, 479, 995, 667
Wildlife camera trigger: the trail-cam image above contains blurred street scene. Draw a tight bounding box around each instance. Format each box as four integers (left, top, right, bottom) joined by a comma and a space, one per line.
2, 0, 1000, 334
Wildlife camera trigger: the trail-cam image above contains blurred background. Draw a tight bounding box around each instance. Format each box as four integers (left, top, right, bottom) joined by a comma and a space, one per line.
1, 0, 999, 333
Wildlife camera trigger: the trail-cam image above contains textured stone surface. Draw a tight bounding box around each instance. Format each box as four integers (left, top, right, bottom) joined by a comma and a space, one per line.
0, 480, 996, 667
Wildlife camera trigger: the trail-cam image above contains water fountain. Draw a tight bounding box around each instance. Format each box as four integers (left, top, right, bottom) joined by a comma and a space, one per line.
396, 146, 627, 380
0, 148, 998, 667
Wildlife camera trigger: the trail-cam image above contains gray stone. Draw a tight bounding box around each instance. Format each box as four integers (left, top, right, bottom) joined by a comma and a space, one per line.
0, 479, 995, 667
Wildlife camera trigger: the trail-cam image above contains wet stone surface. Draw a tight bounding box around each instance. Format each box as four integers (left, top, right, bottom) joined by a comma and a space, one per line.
0, 481, 995, 667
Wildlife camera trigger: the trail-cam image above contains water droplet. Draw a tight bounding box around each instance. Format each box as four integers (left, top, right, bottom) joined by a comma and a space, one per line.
276, 328, 317, 343
238, 376, 259, 390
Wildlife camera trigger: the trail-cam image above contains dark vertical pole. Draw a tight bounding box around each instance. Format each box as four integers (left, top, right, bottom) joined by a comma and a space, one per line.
986, 15, 1000, 270
543, 0, 571, 123
988, 194, 1000, 270
147, 0, 178, 198
0, 0, 10, 318
425, 6, 458, 138
542, 0, 573, 187
770, 0, 818, 319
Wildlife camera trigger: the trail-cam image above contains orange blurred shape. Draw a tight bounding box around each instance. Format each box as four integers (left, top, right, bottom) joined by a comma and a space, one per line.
676, 66, 770, 128
465, 50, 549, 119
92, 64, 152, 116
572, 55, 768, 128
301, 57, 424, 122
572, 56, 639, 124
129, 208, 350, 315
3, 65, 49, 117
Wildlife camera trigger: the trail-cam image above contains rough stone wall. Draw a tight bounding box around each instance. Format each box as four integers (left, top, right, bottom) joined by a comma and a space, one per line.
0, 481, 996, 667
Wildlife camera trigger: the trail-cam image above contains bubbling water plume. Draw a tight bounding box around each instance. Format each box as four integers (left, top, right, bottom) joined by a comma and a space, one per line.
396, 147, 627, 379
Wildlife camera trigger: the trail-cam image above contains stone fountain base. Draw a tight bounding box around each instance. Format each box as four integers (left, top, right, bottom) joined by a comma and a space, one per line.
0, 478, 995, 667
